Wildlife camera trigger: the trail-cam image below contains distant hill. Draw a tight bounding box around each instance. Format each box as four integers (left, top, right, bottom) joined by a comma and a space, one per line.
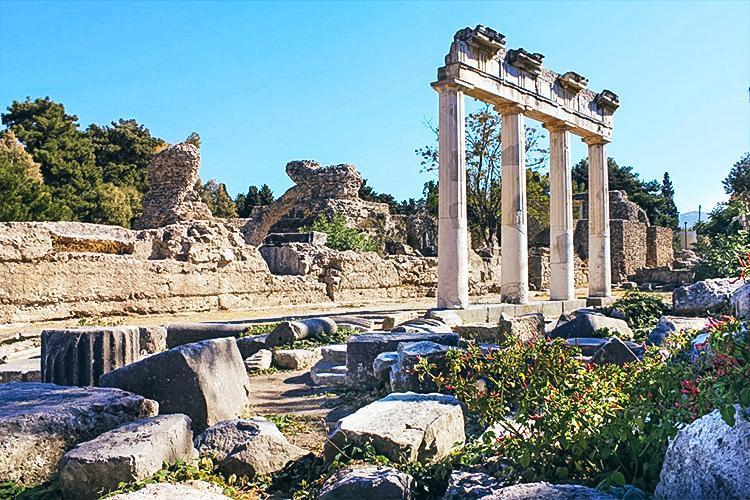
680, 211, 710, 229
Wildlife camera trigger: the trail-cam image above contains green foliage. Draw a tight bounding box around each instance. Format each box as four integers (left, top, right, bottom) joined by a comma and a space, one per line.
723, 152, 750, 198
235, 184, 275, 217
573, 158, 678, 228
693, 230, 750, 280
606, 291, 671, 342
262, 413, 312, 436
303, 214, 378, 253
0, 478, 62, 500
240, 322, 278, 337
412, 317, 748, 493
199, 179, 238, 218
286, 326, 357, 350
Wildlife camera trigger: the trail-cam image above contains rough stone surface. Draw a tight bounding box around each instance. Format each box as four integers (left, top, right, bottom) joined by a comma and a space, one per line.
138, 326, 167, 355
326, 392, 465, 463
195, 418, 310, 478
318, 465, 414, 500
390, 342, 453, 393
108, 481, 231, 499
730, 282, 750, 320
41, 326, 140, 387
497, 313, 545, 343
486, 482, 616, 499
655, 406, 750, 500
381, 312, 420, 331
590, 337, 639, 365
273, 348, 322, 370
0, 382, 157, 485
673, 278, 742, 316
245, 349, 273, 372
310, 361, 348, 386
59, 414, 197, 500
648, 316, 707, 346
321, 344, 347, 364
443, 471, 507, 499
165, 322, 248, 348
647, 226, 674, 268
236, 334, 270, 358
550, 312, 633, 340
134, 142, 212, 229
391, 318, 453, 334
346, 332, 460, 387
453, 323, 501, 342
373, 352, 399, 383
0, 357, 41, 383
100, 338, 250, 433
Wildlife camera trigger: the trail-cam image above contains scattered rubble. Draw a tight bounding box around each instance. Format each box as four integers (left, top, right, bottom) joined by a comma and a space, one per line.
318, 465, 414, 500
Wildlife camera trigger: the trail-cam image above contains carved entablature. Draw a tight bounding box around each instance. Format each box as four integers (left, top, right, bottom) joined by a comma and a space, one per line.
435, 24, 618, 139
507, 48, 544, 76
558, 71, 589, 94
595, 90, 620, 112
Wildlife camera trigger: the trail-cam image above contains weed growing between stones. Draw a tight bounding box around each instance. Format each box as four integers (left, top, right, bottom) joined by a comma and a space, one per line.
0, 478, 62, 500
598, 291, 672, 341
302, 214, 379, 253
287, 326, 358, 350
262, 414, 312, 437
239, 323, 279, 337
411, 318, 749, 493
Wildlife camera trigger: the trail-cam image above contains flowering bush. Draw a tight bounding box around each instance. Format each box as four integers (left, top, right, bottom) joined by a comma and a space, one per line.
413, 317, 749, 492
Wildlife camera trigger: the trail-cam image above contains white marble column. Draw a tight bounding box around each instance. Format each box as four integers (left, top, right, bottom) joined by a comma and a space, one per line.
435, 83, 469, 309
584, 136, 612, 298
497, 104, 528, 304
544, 121, 575, 301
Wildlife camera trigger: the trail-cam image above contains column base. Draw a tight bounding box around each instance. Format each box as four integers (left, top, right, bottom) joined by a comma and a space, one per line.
586, 296, 615, 307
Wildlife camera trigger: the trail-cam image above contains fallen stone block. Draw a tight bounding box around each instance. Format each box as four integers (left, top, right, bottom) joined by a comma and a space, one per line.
273, 348, 322, 370
265, 317, 338, 347
109, 480, 231, 499
381, 311, 420, 331
195, 418, 310, 479
0, 356, 41, 383
731, 282, 750, 320
41, 326, 140, 386
591, 337, 640, 365
245, 349, 273, 372
236, 334, 270, 358
263, 231, 327, 246
59, 414, 197, 500
100, 338, 250, 433
310, 361, 348, 386
318, 465, 414, 500
673, 278, 741, 316
655, 406, 750, 499
165, 323, 249, 348
550, 312, 633, 340
648, 315, 707, 346
498, 312, 545, 343
373, 352, 399, 384
0, 382, 157, 485
390, 342, 453, 393
334, 315, 376, 332
138, 325, 167, 355
326, 392, 465, 463
391, 318, 452, 334
443, 471, 508, 499
453, 323, 500, 343
321, 344, 347, 364
346, 332, 460, 387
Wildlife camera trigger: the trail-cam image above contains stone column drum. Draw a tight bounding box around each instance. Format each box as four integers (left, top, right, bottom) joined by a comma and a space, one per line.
585, 136, 612, 298
434, 83, 469, 309
498, 104, 529, 304
545, 121, 575, 300
41, 326, 140, 386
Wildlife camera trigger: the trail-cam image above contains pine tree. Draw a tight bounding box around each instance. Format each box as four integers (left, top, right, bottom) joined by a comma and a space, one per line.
199, 179, 237, 218
658, 172, 679, 228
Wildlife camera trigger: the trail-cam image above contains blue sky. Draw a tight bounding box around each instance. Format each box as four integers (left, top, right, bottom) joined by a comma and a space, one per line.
1, 1, 748, 214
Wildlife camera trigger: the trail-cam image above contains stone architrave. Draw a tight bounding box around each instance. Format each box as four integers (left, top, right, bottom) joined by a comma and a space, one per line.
585, 136, 612, 298
41, 326, 140, 387
544, 120, 575, 301
497, 103, 529, 304
433, 82, 469, 309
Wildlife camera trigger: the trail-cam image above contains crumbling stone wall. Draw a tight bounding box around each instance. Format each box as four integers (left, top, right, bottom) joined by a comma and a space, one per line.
647, 226, 674, 268
528, 247, 588, 291
611, 220, 648, 282
133, 142, 212, 229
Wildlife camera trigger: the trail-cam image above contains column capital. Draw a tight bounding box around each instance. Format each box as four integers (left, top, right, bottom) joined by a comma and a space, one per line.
542, 119, 575, 132
431, 79, 474, 94
494, 101, 529, 116
582, 135, 610, 146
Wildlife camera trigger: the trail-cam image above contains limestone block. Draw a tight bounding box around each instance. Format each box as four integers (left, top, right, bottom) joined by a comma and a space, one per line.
0, 357, 41, 383
590, 337, 639, 365
138, 325, 167, 355
318, 465, 414, 500
373, 352, 399, 384
731, 282, 750, 320
41, 326, 140, 387
321, 344, 347, 364
265, 318, 337, 347
273, 348, 322, 370
236, 335, 270, 358
263, 231, 327, 246
346, 332, 460, 387
109, 481, 231, 499
647, 226, 674, 268
165, 322, 248, 348
326, 392, 465, 463
389, 342, 453, 393
244, 349, 272, 373
443, 471, 507, 499
0, 382, 157, 485
485, 482, 616, 499
381, 311, 420, 331
655, 406, 750, 499
498, 313, 545, 344
391, 318, 452, 334
59, 414, 197, 500
673, 278, 742, 315
310, 361, 348, 386
100, 338, 250, 433
0, 222, 53, 262
195, 418, 310, 479
550, 312, 633, 340
647, 316, 707, 346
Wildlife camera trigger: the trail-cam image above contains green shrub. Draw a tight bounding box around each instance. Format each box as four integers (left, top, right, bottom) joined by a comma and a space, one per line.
604, 291, 671, 342
303, 214, 378, 253
412, 317, 749, 493
693, 230, 750, 280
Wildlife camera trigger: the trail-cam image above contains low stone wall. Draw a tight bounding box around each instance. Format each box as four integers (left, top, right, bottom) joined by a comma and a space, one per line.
528, 247, 588, 291
0, 221, 498, 326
